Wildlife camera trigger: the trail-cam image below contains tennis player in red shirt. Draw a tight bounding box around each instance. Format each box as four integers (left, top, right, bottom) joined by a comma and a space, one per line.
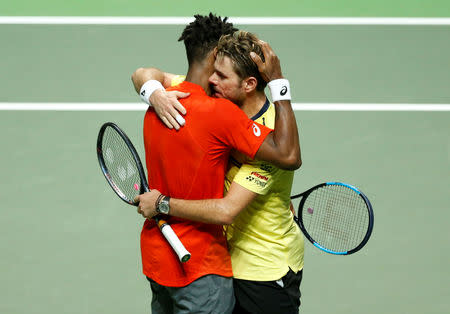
133, 14, 300, 314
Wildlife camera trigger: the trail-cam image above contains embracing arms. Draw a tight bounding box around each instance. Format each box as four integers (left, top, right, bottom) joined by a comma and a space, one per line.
136, 182, 257, 225
131, 42, 301, 170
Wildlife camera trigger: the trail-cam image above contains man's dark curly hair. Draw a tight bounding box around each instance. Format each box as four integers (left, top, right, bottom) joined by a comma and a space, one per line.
178, 13, 237, 65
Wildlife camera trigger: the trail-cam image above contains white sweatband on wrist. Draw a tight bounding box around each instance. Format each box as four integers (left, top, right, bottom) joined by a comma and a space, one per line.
268, 79, 291, 102
139, 80, 164, 105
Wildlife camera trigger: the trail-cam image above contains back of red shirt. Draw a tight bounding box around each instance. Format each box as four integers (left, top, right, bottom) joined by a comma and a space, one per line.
141, 81, 271, 287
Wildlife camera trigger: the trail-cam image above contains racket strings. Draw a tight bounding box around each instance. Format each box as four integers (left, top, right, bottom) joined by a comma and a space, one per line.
302, 185, 369, 252
101, 127, 142, 203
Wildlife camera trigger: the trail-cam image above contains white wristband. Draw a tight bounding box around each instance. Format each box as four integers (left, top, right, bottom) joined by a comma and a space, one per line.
268, 79, 291, 102
139, 80, 164, 105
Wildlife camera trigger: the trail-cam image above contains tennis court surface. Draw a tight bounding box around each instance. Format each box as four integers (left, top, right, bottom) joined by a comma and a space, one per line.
1, 1, 449, 313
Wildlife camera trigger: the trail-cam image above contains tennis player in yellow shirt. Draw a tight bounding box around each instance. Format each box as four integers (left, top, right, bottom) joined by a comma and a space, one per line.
135, 31, 304, 314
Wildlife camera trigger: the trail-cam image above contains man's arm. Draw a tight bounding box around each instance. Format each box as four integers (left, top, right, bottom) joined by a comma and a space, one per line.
131, 67, 176, 92
255, 98, 301, 170
133, 43, 301, 170
136, 182, 257, 225
131, 67, 189, 130
251, 41, 301, 170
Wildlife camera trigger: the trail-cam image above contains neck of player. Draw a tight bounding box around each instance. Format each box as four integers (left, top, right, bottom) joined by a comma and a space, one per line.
185, 51, 215, 95
241, 90, 267, 119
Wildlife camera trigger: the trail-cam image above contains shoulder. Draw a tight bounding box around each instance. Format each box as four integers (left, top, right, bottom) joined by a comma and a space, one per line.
194, 96, 244, 118
213, 98, 246, 116
254, 102, 275, 128
170, 75, 185, 86
210, 97, 237, 107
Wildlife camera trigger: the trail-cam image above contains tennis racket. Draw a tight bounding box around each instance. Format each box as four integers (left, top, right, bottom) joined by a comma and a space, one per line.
291, 182, 374, 255
96, 122, 191, 262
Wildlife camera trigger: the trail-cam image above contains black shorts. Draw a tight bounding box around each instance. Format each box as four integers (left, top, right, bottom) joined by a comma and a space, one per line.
233, 269, 303, 314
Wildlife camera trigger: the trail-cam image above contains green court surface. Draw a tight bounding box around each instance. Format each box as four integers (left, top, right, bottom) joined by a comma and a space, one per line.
1, 2, 450, 314
1, 24, 450, 103
1, 0, 450, 17
1, 111, 449, 314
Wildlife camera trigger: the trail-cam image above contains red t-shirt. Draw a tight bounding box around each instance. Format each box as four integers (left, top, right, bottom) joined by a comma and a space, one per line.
141, 81, 272, 287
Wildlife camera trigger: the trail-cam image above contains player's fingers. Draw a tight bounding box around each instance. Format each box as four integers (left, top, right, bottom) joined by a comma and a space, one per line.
160, 116, 174, 129
134, 195, 140, 204
176, 114, 185, 126
258, 40, 276, 62
250, 52, 264, 70
169, 107, 185, 126
258, 39, 271, 52
250, 52, 270, 82
172, 99, 187, 116
174, 91, 190, 99
165, 114, 181, 131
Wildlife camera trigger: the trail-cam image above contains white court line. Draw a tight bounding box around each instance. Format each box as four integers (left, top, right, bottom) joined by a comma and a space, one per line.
0, 103, 449, 111
1, 16, 450, 25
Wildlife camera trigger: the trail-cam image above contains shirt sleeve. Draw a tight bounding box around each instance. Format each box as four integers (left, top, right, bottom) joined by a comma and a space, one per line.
232, 161, 277, 195
211, 99, 272, 159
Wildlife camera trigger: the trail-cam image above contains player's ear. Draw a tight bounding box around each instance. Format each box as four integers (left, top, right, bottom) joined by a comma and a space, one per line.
243, 76, 258, 93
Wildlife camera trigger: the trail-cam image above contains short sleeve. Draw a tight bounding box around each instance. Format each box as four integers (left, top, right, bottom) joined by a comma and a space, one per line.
210, 99, 272, 159
233, 161, 277, 195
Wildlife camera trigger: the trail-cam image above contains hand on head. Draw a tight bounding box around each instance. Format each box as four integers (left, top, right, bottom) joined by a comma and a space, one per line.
250, 40, 283, 82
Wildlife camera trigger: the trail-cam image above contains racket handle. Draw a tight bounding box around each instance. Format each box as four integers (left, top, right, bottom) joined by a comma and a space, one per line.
156, 219, 191, 263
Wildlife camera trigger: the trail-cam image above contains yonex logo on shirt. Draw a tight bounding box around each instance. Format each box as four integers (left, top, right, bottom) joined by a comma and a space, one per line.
252, 123, 261, 137
280, 86, 287, 96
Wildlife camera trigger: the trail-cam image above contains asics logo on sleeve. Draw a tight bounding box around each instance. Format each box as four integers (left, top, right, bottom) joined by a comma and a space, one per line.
252, 123, 261, 137
280, 86, 287, 96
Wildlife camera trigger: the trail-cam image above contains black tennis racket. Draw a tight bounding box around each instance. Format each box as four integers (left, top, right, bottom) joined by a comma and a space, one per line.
291, 182, 374, 255
97, 122, 191, 262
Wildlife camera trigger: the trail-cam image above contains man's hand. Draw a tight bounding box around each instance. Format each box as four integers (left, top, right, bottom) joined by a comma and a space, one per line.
250, 40, 283, 82
150, 90, 190, 130
134, 189, 162, 219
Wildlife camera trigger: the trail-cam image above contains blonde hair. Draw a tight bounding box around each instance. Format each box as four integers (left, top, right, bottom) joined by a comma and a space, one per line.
216, 31, 267, 91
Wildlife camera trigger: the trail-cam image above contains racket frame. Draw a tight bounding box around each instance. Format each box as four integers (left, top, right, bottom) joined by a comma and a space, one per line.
97, 122, 191, 263
97, 122, 148, 205
291, 182, 374, 255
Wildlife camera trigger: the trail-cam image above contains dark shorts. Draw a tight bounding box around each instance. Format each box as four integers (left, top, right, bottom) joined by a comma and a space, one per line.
232, 269, 303, 314
147, 275, 235, 314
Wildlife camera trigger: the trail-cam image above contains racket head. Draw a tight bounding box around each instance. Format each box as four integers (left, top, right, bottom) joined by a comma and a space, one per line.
295, 182, 374, 255
97, 122, 149, 206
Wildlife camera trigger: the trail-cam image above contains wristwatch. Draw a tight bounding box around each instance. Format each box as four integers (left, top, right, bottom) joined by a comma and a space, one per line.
156, 195, 171, 215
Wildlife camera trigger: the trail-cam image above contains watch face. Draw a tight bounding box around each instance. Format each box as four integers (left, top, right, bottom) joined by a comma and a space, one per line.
159, 203, 169, 214
158, 197, 170, 214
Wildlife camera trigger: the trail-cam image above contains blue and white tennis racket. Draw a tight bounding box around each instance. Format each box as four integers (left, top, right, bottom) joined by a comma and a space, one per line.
291, 182, 374, 255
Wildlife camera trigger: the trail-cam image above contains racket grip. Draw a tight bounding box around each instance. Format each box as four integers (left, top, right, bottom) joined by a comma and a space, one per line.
157, 220, 191, 263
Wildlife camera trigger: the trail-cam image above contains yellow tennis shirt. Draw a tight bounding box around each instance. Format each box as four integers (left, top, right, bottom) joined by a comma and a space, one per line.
170, 75, 186, 86
170, 76, 303, 280
224, 99, 304, 281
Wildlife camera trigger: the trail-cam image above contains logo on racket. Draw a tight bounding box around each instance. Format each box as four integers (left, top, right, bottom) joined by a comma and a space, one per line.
118, 161, 137, 181
105, 148, 114, 163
